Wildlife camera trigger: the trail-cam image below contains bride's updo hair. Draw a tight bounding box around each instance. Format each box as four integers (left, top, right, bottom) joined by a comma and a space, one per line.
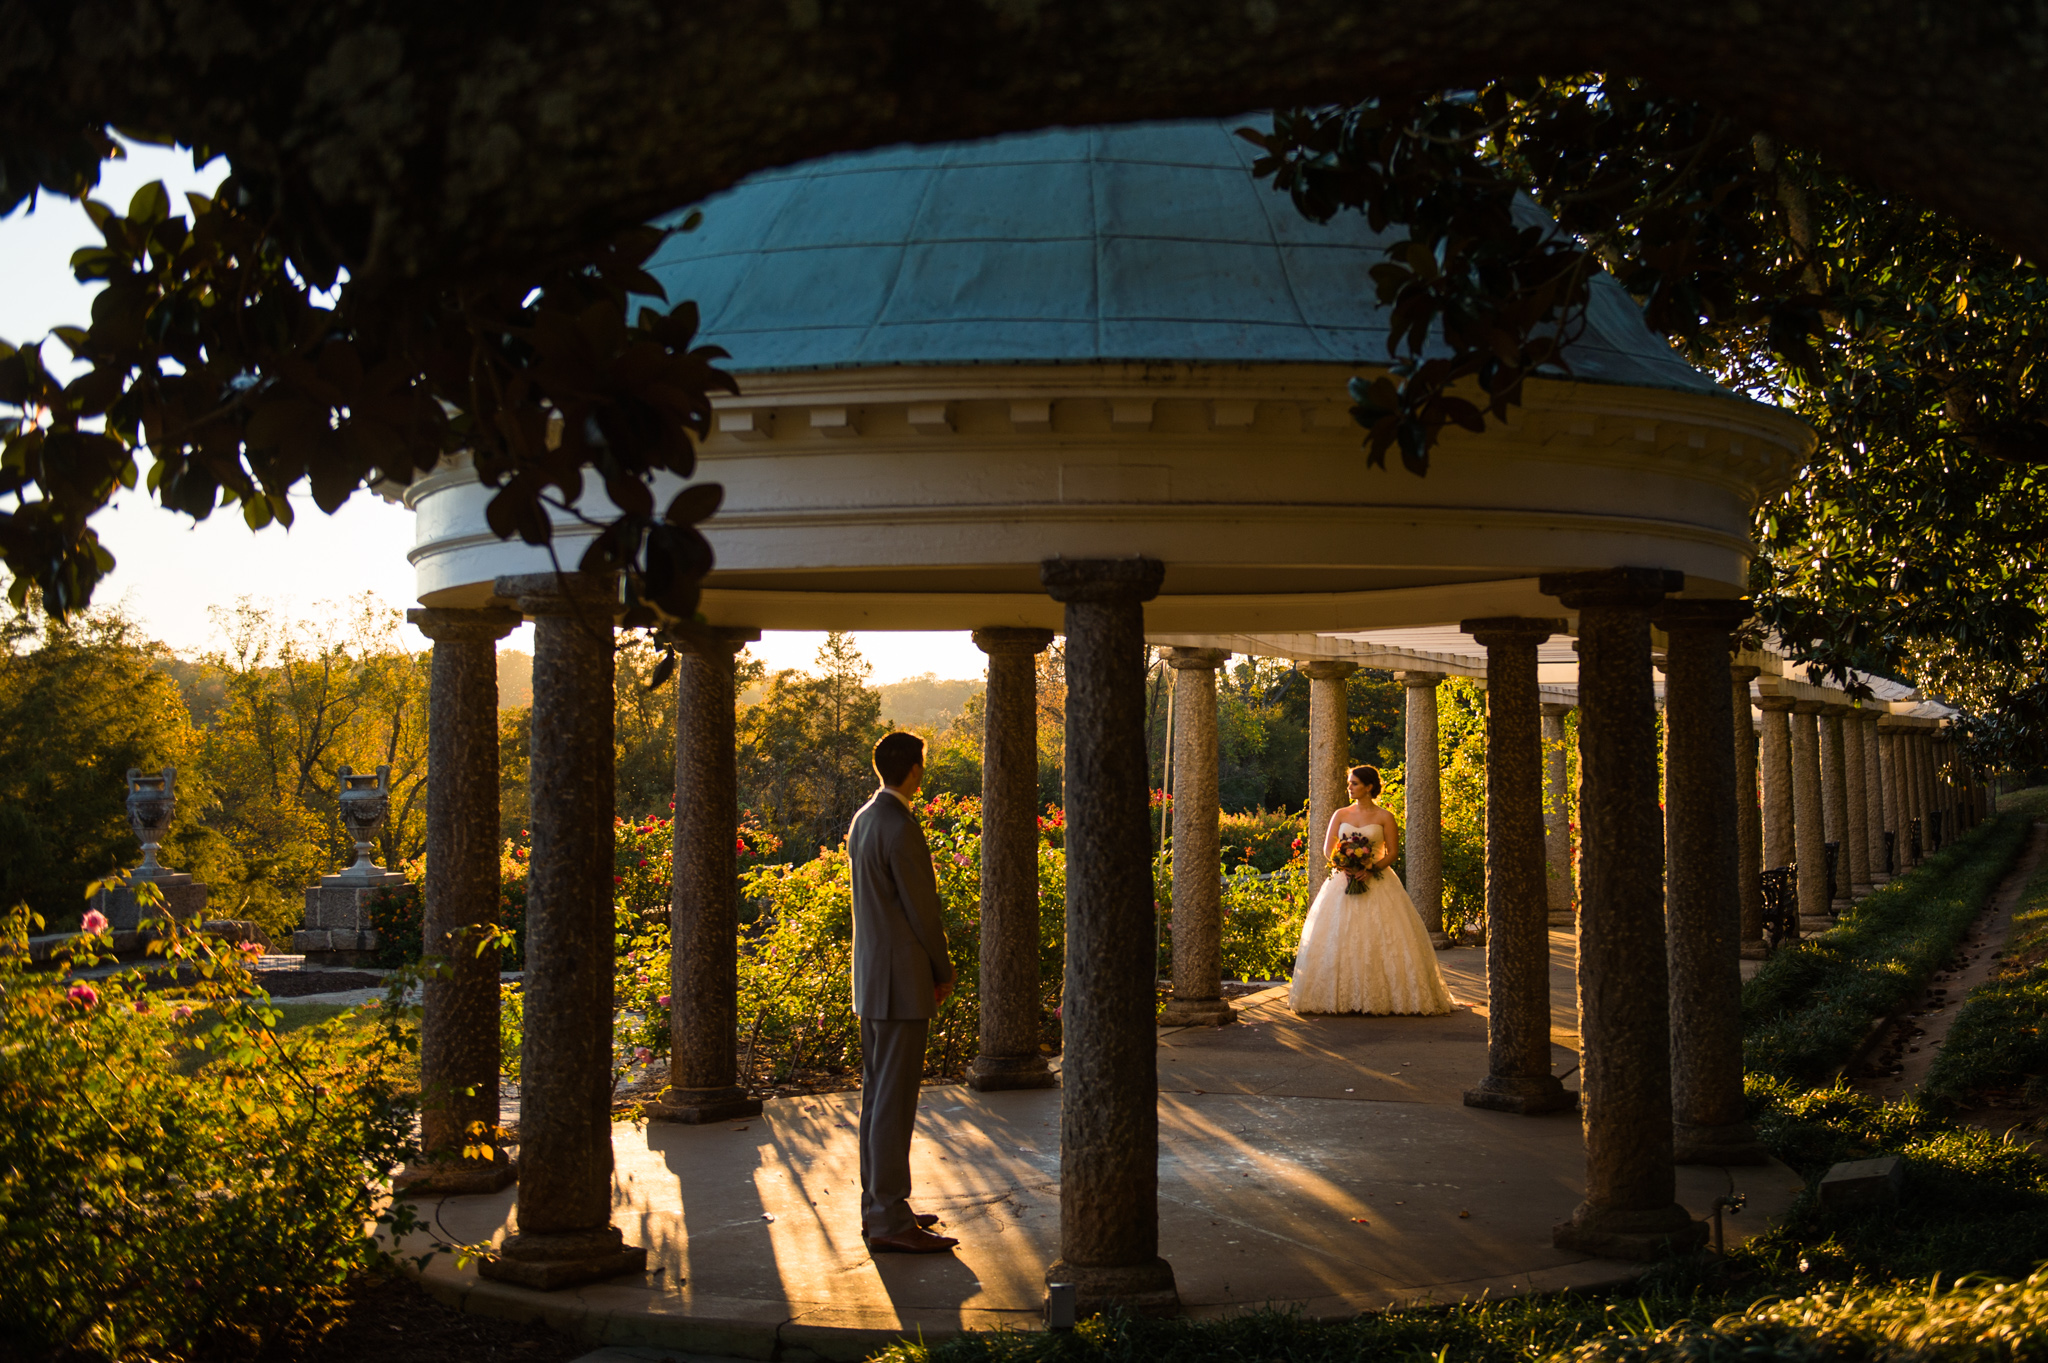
1349, 764, 1383, 797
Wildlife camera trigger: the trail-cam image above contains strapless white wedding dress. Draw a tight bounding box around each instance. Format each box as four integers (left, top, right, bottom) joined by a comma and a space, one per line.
1289, 822, 1455, 1016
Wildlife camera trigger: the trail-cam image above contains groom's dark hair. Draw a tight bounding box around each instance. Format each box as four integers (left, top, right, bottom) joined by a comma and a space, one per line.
874, 732, 926, 788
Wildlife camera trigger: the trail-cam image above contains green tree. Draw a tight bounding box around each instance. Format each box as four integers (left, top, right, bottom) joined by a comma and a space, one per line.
0, 607, 211, 925
737, 632, 886, 859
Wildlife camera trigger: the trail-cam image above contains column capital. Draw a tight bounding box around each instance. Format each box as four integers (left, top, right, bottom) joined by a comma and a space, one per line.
1820, 702, 1854, 717
1845, 705, 1880, 724
1791, 699, 1827, 715
407, 606, 523, 642
665, 622, 760, 659
1164, 647, 1230, 670
1040, 556, 1164, 604
1541, 701, 1575, 718
973, 626, 1056, 656
1539, 566, 1685, 609
1461, 615, 1567, 645
1397, 669, 1445, 688
1655, 598, 1752, 635
493, 571, 620, 616
1730, 664, 1762, 683
1302, 659, 1360, 681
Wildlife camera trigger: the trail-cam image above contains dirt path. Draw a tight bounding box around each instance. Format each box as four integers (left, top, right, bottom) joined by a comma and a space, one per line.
1855, 820, 2046, 1100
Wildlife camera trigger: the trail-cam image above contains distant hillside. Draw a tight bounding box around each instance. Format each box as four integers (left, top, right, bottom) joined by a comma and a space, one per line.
499, 649, 533, 709
877, 673, 982, 731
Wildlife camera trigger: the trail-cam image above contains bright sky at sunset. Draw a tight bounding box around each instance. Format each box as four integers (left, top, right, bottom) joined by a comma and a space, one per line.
0, 143, 985, 684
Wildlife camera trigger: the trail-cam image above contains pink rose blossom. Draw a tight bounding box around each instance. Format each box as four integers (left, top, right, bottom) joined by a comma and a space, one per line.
131, 998, 151, 1014
67, 982, 100, 1008
657, 994, 671, 1007
81, 909, 109, 935
634, 1046, 652, 1064
171, 1004, 194, 1020
953, 853, 971, 867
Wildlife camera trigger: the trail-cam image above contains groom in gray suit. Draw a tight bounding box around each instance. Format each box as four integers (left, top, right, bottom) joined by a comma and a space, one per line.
849, 732, 959, 1253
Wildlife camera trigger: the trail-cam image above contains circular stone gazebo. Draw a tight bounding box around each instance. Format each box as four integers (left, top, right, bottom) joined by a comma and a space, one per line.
398, 120, 1818, 1309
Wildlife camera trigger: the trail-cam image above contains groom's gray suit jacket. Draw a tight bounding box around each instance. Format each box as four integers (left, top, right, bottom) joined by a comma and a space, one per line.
847, 790, 955, 1019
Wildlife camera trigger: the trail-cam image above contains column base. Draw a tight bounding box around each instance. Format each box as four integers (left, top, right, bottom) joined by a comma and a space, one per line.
1157, 997, 1236, 1027
1463, 1074, 1578, 1115
1799, 915, 1835, 936
645, 1086, 763, 1124
1545, 911, 1575, 928
1045, 1256, 1179, 1317
1552, 1201, 1707, 1261
478, 1228, 648, 1291
967, 1054, 1059, 1091
395, 1156, 517, 1196
1429, 931, 1453, 950
1673, 1120, 1771, 1166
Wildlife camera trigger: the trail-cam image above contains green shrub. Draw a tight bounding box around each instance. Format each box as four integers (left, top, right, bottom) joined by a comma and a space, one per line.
1743, 813, 2029, 1084
1218, 807, 1305, 872
0, 908, 420, 1359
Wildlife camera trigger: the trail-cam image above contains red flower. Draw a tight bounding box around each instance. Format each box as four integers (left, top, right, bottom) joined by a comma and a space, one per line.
613, 875, 623, 885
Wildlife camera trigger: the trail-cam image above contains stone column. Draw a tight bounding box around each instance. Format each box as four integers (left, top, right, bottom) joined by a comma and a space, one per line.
1041, 558, 1177, 1314
480, 573, 645, 1291
1731, 667, 1765, 954
1911, 731, 1934, 852
648, 626, 764, 1125
1880, 727, 1908, 869
1160, 648, 1234, 1028
1841, 706, 1873, 896
1463, 618, 1574, 1116
1541, 568, 1704, 1260
1658, 602, 1767, 1165
969, 627, 1059, 1091
1758, 697, 1796, 873
1403, 672, 1449, 946
1790, 702, 1828, 925
1305, 661, 1360, 898
1542, 703, 1575, 927
1819, 705, 1854, 912
403, 605, 523, 1194
1859, 712, 1889, 883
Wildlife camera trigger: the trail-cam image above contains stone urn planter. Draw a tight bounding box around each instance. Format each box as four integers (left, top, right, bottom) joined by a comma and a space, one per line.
95, 767, 211, 931
294, 764, 411, 966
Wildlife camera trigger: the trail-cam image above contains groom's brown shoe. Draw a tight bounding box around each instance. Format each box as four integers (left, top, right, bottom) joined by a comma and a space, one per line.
867, 1226, 959, 1254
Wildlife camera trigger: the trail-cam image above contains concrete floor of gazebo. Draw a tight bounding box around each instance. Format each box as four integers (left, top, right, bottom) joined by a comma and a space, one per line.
400, 934, 1802, 1361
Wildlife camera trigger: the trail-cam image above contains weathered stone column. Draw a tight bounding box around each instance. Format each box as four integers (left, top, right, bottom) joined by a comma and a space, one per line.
1758, 696, 1796, 874
1305, 661, 1360, 898
1820, 705, 1854, 913
1731, 667, 1765, 955
1911, 731, 1934, 852
1041, 558, 1177, 1314
1858, 712, 1889, 884
1542, 703, 1575, 927
1464, 618, 1574, 1116
969, 627, 1059, 1092
1542, 568, 1704, 1260
480, 573, 645, 1291
1161, 648, 1234, 1028
1791, 702, 1829, 924
1880, 726, 1909, 868
403, 605, 523, 1194
648, 625, 764, 1125
1403, 671, 1449, 946
1841, 705, 1873, 896
1658, 602, 1767, 1165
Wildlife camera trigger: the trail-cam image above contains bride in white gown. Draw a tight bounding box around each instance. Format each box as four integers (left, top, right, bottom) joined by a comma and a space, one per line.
1289, 764, 1454, 1016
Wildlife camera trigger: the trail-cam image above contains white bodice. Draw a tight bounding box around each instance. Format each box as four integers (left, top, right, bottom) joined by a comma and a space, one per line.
1337, 821, 1384, 844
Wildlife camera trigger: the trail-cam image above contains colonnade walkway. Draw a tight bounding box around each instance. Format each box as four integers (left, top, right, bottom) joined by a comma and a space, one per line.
402, 937, 1802, 1360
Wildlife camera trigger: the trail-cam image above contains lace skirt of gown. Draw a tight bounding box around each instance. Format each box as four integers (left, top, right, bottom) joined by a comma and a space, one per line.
1288, 867, 1455, 1016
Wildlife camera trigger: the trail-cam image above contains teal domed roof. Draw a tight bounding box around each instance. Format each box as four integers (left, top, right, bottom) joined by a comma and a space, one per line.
645, 119, 1720, 395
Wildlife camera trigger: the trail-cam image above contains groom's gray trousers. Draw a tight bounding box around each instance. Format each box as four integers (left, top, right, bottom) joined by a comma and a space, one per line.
858, 1016, 929, 1239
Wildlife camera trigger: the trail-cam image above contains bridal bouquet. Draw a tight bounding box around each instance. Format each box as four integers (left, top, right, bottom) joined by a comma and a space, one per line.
1329, 831, 1378, 895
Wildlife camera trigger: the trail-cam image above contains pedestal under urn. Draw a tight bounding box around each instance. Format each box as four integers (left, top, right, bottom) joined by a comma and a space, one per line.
295, 763, 412, 965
